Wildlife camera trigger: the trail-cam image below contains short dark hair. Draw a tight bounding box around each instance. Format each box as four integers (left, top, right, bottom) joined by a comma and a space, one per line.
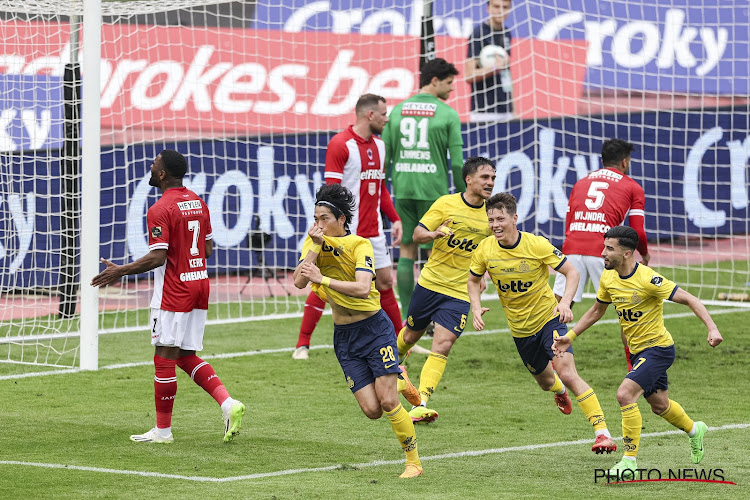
420, 58, 459, 87
159, 149, 187, 179
355, 93, 385, 116
315, 184, 356, 229
601, 139, 634, 167
462, 156, 495, 184
604, 225, 639, 251
486, 192, 517, 216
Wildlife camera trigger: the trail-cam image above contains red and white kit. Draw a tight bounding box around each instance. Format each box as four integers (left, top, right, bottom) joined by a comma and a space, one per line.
147, 186, 213, 350
562, 167, 648, 258
324, 125, 399, 268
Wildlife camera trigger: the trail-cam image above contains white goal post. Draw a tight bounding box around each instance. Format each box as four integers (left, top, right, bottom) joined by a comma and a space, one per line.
0, 0, 748, 372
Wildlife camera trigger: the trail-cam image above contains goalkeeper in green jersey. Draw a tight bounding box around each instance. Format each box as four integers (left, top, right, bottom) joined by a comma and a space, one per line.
382, 58, 466, 319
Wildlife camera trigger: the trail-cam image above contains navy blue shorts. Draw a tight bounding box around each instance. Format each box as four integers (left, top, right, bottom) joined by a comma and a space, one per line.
513, 317, 572, 375
405, 284, 470, 336
333, 309, 401, 394
627, 345, 675, 398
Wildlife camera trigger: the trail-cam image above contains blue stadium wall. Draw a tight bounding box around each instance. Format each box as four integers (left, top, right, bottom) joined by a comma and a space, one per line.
1, 107, 747, 288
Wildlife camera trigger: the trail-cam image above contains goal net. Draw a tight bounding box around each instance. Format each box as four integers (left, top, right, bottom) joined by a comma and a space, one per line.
1, 0, 748, 370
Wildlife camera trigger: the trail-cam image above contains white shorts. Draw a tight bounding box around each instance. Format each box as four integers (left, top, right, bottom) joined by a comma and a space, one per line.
552, 254, 605, 303
368, 232, 393, 270
150, 308, 207, 351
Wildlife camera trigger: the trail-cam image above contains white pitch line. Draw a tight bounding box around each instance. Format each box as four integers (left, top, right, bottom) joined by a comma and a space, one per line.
2, 423, 747, 483
1, 306, 746, 381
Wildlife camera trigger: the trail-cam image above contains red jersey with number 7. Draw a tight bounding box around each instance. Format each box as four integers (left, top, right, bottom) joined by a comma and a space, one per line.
562, 167, 648, 257
147, 186, 213, 312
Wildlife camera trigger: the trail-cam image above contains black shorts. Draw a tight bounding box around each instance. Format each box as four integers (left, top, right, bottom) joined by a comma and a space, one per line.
405, 284, 470, 336
333, 310, 401, 393
513, 317, 572, 375
627, 345, 675, 398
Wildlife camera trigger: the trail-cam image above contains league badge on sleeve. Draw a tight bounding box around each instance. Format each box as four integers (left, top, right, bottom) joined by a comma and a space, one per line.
365, 256, 373, 269
650, 276, 663, 286
553, 248, 564, 259
151, 226, 162, 238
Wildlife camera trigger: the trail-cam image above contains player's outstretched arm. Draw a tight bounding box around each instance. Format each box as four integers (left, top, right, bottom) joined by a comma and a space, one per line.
91, 249, 167, 287
552, 300, 609, 357
670, 288, 723, 347
467, 272, 489, 331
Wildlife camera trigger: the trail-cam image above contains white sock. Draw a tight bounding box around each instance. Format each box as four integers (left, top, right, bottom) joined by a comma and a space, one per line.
595, 429, 612, 438
221, 397, 235, 415
688, 423, 697, 437
622, 455, 637, 462
555, 386, 566, 396
155, 426, 172, 437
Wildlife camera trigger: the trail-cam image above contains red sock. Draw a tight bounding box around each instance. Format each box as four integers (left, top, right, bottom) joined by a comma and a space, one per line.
624, 346, 633, 371
378, 287, 402, 336
177, 354, 230, 406
154, 355, 177, 429
297, 292, 325, 348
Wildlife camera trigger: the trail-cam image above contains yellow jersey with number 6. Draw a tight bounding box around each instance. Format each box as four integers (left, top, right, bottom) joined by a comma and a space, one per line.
417, 193, 492, 302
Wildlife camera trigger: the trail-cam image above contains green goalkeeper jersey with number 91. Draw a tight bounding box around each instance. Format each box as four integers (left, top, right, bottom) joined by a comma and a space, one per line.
383, 93, 464, 201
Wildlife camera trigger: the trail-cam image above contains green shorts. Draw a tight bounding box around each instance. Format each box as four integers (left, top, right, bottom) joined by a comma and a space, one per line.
396, 198, 436, 248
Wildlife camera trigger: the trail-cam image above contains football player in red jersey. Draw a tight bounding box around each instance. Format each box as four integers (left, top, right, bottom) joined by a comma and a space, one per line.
553, 138, 651, 370
92, 149, 245, 444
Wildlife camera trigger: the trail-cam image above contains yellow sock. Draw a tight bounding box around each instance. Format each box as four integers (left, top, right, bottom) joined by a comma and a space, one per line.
576, 388, 607, 432
658, 399, 694, 433
385, 403, 420, 466
549, 372, 564, 394
621, 403, 642, 458
418, 352, 448, 403
397, 327, 416, 359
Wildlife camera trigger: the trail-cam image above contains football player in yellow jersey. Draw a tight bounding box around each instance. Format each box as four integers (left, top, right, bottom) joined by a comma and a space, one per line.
553, 225, 723, 479
395, 157, 496, 423
468, 192, 618, 455
293, 184, 423, 478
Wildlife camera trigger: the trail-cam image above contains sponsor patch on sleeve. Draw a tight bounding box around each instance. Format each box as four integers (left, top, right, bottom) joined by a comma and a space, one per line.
151, 226, 162, 238
650, 276, 663, 286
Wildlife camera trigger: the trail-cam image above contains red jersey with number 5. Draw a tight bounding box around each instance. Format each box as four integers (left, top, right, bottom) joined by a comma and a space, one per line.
562, 167, 648, 257
147, 187, 212, 312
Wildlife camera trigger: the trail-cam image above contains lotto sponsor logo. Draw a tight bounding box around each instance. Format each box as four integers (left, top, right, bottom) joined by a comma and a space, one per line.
179, 270, 209, 282
177, 200, 202, 210
360, 169, 384, 180
401, 102, 437, 117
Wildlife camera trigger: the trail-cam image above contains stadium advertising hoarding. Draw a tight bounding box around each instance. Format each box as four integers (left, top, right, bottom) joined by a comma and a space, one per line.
0, 75, 63, 152
0, 21, 588, 132
1, 109, 747, 287
256, 0, 748, 95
